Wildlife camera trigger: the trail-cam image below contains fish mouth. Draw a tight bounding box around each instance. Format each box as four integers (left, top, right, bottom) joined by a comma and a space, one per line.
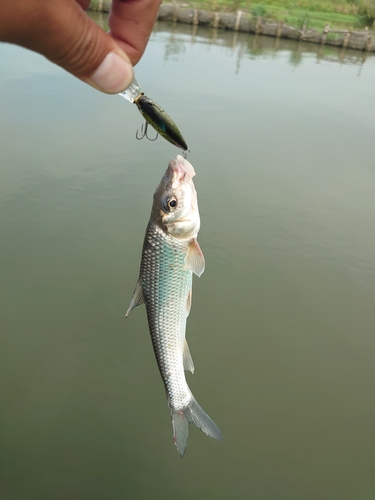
167, 155, 196, 188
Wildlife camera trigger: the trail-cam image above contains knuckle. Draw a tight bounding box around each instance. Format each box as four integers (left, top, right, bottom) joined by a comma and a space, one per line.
52, 17, 105, 77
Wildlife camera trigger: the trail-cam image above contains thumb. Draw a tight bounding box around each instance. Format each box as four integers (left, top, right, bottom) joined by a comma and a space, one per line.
5, 0, 134, 94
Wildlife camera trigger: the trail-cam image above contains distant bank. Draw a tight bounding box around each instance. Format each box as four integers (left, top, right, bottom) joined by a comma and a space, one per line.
88, 1, 375, 53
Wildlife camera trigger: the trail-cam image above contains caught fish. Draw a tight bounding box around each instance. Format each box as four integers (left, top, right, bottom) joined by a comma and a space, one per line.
119, 76, 189, 154
126, 155, 222, 457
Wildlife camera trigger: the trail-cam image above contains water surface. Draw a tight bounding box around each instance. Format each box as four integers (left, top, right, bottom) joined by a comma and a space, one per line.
1, 18, 375, 500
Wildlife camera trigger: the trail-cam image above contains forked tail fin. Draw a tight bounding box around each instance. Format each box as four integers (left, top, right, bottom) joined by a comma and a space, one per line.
171, 397, 223, 457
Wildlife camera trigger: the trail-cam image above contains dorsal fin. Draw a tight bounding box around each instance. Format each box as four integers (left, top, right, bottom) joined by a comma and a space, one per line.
125, 279, 144, 317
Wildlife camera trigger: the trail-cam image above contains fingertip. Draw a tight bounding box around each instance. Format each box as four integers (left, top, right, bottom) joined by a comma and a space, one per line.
90, 51, 133, 94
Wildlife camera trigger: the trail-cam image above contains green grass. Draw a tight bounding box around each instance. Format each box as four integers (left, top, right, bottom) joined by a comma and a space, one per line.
190, 0, 374, 29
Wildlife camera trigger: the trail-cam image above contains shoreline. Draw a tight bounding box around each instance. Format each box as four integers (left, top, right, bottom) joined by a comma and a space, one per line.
89, 2, 375, 53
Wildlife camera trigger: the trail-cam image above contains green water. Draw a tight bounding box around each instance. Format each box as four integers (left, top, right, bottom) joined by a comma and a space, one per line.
1, 18, 375, 500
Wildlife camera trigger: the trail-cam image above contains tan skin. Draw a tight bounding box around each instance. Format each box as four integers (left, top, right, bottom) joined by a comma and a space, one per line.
0, 0, 161, 93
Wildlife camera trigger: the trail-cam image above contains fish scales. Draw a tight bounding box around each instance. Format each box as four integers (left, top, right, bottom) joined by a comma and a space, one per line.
126, 155, 222, 457
141, 221, 193, 410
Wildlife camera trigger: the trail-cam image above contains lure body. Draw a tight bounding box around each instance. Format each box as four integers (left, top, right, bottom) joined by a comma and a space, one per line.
135, 94, 188, 151
119, 77, 188, 152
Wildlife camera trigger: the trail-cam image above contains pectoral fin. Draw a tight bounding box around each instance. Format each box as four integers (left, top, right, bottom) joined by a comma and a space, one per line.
184, 239, 205, 277
125, 279, 144, 317
183, 340, 195, 374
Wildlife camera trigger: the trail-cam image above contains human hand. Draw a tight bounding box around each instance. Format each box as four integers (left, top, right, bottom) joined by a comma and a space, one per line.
0, 0, 161, 93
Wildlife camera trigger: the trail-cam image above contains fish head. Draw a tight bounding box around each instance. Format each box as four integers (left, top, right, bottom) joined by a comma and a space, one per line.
152, 155, 200, 239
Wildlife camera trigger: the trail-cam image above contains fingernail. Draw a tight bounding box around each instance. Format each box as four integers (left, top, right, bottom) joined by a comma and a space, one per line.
91, 52, 133, 93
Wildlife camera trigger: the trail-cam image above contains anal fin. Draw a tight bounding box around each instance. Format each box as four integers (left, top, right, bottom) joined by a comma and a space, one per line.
183, 340, 194, 373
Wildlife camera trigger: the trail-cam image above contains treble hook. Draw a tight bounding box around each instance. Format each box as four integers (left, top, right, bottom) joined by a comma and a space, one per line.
135, 121, 158, 142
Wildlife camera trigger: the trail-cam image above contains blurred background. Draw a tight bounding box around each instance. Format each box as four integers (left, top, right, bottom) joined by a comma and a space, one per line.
1, 13, 375, 500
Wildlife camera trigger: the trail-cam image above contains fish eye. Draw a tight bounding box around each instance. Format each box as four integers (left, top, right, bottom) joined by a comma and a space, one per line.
163, 196, 178, 212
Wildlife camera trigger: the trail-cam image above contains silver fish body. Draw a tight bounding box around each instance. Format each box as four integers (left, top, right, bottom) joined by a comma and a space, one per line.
126, 155, 222, 457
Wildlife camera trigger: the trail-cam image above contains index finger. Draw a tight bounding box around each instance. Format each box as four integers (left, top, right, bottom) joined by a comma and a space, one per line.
108, 0, 161, 67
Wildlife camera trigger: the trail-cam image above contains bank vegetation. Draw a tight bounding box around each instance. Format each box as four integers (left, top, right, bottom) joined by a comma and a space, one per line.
90, 0, 375, 30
